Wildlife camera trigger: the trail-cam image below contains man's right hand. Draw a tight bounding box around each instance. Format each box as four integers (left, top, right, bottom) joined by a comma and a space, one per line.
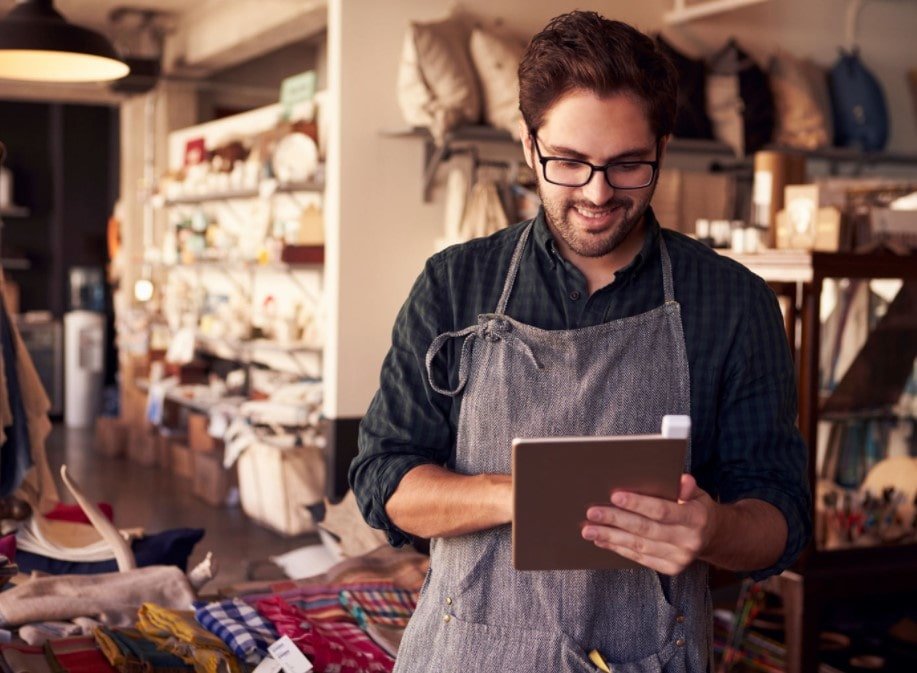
385, 465, 512, 539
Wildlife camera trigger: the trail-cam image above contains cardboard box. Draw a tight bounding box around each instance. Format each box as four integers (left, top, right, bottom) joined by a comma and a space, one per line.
157, 430, 186, 471
94, 417, 128, 458
171, 441, 194, 480
192, 450, 237, 507
128, 426, 158, 467
188, 413, 222, 453
121, 384, 148, 428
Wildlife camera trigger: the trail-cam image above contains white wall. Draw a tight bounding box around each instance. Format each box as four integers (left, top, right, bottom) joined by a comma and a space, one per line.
325, 0, 917, 418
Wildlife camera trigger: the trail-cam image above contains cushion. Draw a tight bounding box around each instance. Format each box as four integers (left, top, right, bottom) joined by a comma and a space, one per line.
708, 40, 775, 155
769, 49, 831, 150
469, 28, 525, 138
706, 73, 745, 156
655, 36, 714, 140
14, 527, 204, 575
397, 16, 481, 143
829, 49, 889, 151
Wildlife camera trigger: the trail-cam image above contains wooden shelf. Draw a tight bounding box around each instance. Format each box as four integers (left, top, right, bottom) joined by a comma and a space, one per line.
0, 257, 31, 270
157, 246, 325, 270
160, 179, 324, 206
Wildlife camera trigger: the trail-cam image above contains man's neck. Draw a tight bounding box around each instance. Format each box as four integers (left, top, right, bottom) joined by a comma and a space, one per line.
552, 216, 646, 295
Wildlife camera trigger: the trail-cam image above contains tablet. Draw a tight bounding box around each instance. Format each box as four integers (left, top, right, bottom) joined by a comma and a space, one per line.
511, 416, 689, 571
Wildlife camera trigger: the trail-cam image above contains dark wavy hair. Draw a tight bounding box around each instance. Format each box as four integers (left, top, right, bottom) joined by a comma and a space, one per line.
518, 11, 677, 138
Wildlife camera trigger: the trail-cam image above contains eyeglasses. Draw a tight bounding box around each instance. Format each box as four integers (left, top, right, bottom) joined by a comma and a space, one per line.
529, 132, 659, 189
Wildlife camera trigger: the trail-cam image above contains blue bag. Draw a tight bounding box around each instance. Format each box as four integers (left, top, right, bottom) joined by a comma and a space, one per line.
828, 49, 889, 151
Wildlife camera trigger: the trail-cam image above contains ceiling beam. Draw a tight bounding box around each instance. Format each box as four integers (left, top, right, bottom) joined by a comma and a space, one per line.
162, 0, 326, 76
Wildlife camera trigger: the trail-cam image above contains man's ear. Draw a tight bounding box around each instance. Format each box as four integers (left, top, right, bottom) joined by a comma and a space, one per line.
519, 120, 534, 170
657, 134, 671, 165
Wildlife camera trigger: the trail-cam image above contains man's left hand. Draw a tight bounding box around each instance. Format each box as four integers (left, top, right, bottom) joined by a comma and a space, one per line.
581, 474, 719, 575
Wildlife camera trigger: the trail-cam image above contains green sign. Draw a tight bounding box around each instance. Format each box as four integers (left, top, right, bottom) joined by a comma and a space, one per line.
280, 70, 317, 120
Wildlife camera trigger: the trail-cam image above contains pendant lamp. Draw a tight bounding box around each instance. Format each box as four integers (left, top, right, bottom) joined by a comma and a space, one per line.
0, 0, 129, 82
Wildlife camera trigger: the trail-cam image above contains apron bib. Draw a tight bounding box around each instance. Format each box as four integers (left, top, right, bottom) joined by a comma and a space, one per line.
396, 222, 711, 673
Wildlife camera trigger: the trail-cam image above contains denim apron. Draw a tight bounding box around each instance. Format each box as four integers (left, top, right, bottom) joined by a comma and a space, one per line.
394, 222, 710, 673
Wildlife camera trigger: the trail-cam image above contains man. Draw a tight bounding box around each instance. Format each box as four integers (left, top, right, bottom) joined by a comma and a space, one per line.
351, 11, 811, 673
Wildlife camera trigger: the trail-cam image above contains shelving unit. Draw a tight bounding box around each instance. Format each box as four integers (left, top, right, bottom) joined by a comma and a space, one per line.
386, 125, 917, 202
724, 249, 917, 673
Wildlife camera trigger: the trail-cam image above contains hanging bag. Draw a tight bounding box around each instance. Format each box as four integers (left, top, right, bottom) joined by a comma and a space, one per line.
828, 48, 889, 152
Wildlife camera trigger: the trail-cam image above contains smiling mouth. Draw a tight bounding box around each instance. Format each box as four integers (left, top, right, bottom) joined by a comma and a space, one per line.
572, 204, 620, 229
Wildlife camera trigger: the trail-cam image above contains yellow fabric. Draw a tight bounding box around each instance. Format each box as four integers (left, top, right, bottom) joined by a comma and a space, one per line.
136, 603, 242, 673
92, 627, 126, 669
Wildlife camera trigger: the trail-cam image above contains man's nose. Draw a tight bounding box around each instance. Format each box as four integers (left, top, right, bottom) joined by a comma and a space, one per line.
581, 168, 614, 204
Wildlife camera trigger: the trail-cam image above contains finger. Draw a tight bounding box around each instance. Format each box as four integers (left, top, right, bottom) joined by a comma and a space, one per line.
587, 504, 679, 544
608, 491, 687, 526
678, 473, 700, 503
583, 528, 688, 575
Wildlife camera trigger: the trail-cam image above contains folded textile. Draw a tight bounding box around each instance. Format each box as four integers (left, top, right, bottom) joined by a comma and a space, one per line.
256, 596, 393, 673
0, 566, 195, 627
94, 627, 194, 673
18, 619, 101, 646
43, 635, 116, 673
193, 598, 277, 665
222, 545, 429, 599
244, 582, 397, 624
0, 643, 53, 673
45, 502, 115, 525
136, 603, 242, 673
16, 528, 205, 575
339, 585, 418, 629
365, 623, 405, 659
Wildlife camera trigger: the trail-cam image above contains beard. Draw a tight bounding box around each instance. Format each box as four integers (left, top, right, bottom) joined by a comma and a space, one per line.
536, 181, 655, 259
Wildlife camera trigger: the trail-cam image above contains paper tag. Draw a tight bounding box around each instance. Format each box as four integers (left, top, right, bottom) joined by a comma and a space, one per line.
252, 658, 284, 673
268, 636, 313, 673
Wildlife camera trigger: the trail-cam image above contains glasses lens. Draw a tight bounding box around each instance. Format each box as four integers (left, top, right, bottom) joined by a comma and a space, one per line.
606, 163, 654, 188
544, 159, 593, 186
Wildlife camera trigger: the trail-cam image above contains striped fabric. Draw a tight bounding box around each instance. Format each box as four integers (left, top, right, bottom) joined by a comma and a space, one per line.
256, 596, 394, 673
245, 582, 401, 623
193, 599, 278, 665
339, 586, 418, 629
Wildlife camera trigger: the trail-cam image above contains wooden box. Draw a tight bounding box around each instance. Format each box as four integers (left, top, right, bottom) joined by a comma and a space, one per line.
170, 441, 194, 480
127, 426, 158, 467
192, 450, 237, 507
188, 413, 222, 453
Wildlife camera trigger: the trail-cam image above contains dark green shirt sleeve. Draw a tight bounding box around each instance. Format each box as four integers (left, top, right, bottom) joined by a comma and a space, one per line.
715, 277, 813, 580
350, 257, 454, 547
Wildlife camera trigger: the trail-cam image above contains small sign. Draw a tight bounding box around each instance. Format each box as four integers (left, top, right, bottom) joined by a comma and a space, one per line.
280, 71, 317, 120
268, 635, 313, 673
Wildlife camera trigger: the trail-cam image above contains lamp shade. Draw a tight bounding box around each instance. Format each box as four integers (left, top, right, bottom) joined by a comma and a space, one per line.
0, 0, 129, 82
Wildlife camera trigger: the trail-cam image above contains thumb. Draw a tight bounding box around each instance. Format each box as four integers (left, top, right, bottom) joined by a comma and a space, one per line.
677, 473, 702, 503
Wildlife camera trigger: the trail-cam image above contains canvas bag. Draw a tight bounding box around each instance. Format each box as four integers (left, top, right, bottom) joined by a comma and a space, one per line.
828, 48, 889, 151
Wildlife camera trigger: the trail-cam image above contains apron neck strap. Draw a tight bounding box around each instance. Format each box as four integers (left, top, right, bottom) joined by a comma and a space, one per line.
660, 234, 675, 304
495, 222, 534, 315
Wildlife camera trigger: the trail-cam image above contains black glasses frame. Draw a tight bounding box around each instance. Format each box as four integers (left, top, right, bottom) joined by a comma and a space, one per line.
529, 132, 660, 189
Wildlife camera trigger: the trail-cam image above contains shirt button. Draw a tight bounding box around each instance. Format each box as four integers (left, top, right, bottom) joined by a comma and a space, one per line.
443, 615, 452, 623
676, 615, 685, 624
569, 291, 581, 301
675, 638, 686, 647
445, 597, 453, 605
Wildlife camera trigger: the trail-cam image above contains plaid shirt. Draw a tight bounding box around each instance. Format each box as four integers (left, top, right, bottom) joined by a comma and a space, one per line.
194, 598, 278, 665
351, 207, 812, 581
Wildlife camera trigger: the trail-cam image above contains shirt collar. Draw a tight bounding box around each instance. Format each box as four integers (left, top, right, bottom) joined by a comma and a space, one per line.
532, 206, 661, 277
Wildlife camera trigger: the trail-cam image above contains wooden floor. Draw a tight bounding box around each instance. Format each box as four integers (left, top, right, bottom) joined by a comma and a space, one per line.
45, 423, 319, 592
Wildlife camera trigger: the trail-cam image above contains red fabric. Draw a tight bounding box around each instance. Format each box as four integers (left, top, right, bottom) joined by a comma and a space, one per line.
256, 596, 394, 673
44, 635, 117, 673
44, 502, 115, 524
0, 533, 15, 561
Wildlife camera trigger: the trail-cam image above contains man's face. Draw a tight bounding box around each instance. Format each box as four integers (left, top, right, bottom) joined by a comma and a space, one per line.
521, 90, 664, 259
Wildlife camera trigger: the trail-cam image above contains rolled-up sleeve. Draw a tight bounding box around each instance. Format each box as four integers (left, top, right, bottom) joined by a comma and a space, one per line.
350, 257, 454, 547
716, 277, 813, 580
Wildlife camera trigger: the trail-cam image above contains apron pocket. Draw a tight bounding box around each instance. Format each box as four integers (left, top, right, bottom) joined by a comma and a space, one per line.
602, 639, 680, 673
444, 617, 597, 673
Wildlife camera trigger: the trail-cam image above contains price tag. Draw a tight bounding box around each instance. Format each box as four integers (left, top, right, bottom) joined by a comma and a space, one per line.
268, 636, 313, 673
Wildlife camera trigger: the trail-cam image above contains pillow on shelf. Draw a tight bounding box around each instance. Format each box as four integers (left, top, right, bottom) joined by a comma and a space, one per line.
707, 39, 775, 156
828, 49, 889, 152
769, 49, 831, 150
655, 35, 714, 140
469, 28, 525, 138
397, 16, 482, 143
